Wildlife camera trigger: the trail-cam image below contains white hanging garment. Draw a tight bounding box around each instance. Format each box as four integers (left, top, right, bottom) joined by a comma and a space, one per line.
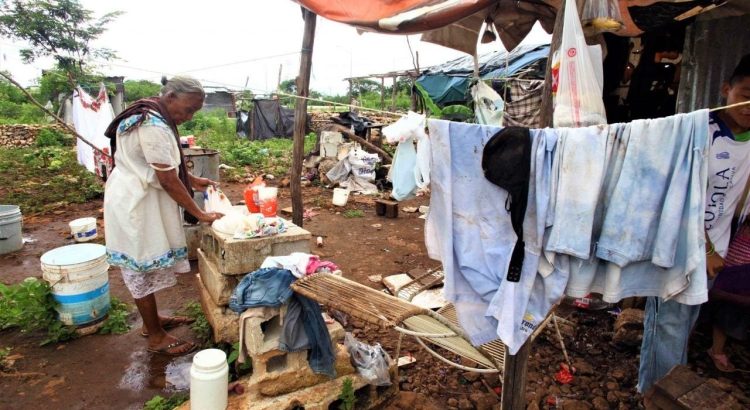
71, 84, 114, 173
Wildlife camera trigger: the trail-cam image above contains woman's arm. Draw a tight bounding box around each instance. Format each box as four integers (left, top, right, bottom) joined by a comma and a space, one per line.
189, 173, 218, 192
155, 166, 222, 222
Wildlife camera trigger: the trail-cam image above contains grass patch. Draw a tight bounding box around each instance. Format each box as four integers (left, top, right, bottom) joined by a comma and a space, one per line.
0, 278, 77, 345
343, 210, 364, 218
0, 146, 103, 214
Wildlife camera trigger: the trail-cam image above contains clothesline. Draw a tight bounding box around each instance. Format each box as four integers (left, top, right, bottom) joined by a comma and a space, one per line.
710, 100, 750, 112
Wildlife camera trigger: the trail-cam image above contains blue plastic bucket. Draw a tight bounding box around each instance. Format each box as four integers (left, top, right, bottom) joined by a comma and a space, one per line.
40, 244, 111, 326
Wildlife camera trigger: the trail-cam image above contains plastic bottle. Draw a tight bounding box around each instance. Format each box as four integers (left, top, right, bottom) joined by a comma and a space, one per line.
243, 176, 265, 213
190, 348, 228, 410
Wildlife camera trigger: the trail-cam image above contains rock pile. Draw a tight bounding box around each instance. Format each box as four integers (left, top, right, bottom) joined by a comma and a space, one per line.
0, 124, 71, 148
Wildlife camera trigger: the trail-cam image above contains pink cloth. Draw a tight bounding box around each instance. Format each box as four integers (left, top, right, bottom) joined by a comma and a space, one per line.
306, 256, 339, 275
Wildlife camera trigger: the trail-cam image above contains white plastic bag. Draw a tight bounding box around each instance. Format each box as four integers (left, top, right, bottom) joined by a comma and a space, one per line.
471, 81, 505, 126
553, 0, 607, 128
344, 332, 392, 386
382, 111, 427, 144
204, 186, 235, 215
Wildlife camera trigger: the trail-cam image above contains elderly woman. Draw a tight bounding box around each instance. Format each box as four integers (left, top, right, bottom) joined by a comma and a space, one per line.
104, 76, 222, 356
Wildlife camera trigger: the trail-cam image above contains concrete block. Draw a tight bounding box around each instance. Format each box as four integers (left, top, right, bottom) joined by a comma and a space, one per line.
198, 248, 240, 306
200, 223, 311, 275
255, 343, 356, 396
196, 274, 240, 344
244, 309, 345, 358
184, 224, 202, 260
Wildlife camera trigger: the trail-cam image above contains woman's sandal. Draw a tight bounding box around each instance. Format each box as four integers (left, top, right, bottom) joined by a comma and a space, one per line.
147, 338, 197, 357
708, 348, 736, 373
140, 316, 196, 337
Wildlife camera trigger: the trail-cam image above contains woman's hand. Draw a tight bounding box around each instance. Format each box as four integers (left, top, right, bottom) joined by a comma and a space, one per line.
707, 252, 725, 279
191, 176, 218, 192
198, 211, 224, 223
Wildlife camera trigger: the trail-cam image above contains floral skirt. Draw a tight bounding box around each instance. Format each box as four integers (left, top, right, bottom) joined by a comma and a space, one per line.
121, 259, 190, 299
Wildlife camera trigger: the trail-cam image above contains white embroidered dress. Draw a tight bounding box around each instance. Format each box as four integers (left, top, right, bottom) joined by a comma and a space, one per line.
104, 113, 190, 299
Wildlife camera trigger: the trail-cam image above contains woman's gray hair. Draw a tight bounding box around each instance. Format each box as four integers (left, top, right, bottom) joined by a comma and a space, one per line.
160, 75, 205, 98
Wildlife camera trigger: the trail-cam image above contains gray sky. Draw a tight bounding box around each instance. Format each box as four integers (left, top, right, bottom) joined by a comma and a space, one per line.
0, 0, 550, 95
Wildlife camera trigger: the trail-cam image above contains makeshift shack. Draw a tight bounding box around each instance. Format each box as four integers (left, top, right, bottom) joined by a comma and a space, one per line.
240, 98, 310, 140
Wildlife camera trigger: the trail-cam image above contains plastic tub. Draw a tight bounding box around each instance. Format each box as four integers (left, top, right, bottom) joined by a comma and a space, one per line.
69, 217, 97, 242
332, 188, 350, 206
190, 348, 228, 410
0, 205, 23, 254
40, 243, 111, 326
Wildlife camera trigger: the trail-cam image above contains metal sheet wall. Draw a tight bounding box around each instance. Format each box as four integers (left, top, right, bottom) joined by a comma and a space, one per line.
677, 14, 750, 113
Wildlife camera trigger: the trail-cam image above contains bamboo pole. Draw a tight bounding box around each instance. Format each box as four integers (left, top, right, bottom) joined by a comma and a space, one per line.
291, 8, 317, 227
0, 71, 109, 156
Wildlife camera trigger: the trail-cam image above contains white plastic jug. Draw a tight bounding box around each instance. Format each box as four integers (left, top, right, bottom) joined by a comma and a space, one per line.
332, 188, 350, 206
190, 348, 228, 410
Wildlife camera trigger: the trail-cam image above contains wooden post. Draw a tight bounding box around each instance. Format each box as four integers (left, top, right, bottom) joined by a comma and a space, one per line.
380, 77, 385, 110
501, 342, 532, 410
277, 64, 283, 93
410, 52, 421, 111
291, 8, 316, 227
391, 76, 398, 111
538, 0, 565, 127
348, 79, 353, 105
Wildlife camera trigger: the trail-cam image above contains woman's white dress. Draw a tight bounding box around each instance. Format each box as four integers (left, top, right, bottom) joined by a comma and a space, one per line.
104, 113, 190, 299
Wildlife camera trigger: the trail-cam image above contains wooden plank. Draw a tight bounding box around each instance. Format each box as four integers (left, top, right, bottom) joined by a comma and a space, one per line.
501, 341, 531, 410
291, 8, 317, 227
654, 365, 705, 401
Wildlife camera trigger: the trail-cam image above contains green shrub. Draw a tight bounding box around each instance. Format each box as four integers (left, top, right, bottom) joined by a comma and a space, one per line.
177, 301, 212, 347
35, 128, 70, 147
97, 297, 132, 335
0, 278, 77, 345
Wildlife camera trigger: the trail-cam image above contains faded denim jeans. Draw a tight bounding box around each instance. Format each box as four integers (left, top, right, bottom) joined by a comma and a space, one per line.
637, 297, 700, 393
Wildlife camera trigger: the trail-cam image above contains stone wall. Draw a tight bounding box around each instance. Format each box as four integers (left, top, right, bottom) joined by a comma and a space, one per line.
0, 124, 72, 148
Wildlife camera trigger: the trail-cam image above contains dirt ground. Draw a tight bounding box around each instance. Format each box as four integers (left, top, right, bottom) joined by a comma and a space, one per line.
2, 180, 750, 410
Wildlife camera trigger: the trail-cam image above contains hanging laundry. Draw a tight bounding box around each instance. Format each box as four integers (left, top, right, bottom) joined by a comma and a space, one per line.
425, 119, 566, 354
71, 85, 114, 174
471, 81, 504, 126
556, 110, 710, 305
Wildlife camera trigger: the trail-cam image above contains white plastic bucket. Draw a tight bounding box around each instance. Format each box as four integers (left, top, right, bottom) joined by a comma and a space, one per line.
190, 349, 228, 410
332, 188, 350, 206
69, 217, 97, 242
0, 205, 23, 254
40, 243, 111, 326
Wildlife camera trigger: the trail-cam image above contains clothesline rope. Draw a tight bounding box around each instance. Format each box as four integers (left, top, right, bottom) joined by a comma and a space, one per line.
709, 100, 750, 113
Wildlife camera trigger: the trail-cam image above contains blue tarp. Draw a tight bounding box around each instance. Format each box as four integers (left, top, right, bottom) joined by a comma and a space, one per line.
417, 44, 549, 106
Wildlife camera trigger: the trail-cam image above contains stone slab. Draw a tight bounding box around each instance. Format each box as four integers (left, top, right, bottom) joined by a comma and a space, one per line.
200, 222, 311, 275
196, 274, 240, 344
198, 248, 239, 306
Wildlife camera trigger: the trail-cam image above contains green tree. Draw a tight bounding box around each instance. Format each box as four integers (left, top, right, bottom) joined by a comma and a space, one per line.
123, 79, 161, 102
